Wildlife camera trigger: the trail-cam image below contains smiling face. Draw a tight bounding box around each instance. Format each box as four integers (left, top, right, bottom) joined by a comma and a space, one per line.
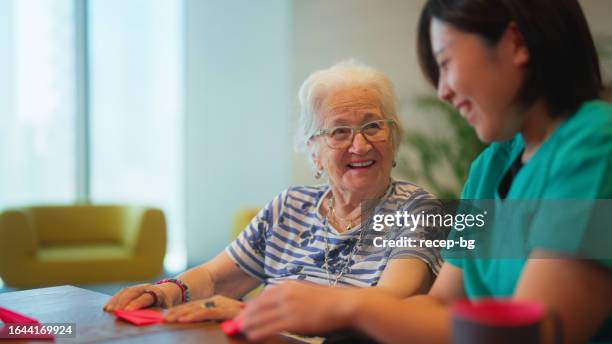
312, 87, 394, 198
430, 19, 530, 142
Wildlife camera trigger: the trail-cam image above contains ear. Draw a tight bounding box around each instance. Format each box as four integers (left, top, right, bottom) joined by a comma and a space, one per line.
311, 152, 323, 171
506, 22, 530, 66
307, 140, 323, 170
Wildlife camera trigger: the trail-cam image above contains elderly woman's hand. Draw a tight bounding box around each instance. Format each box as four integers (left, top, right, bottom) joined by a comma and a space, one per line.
164, 295, 244, 322
236, 281, 362, 341
103, 283, 174, 312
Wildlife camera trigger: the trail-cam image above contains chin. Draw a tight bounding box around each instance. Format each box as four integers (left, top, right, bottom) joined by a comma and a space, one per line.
475, 127, 511, 143
344, 174, 385, 193
475, 130, 495, 143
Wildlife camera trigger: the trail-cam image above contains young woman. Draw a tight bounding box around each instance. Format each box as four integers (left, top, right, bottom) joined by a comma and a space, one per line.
238, 1, 612, 343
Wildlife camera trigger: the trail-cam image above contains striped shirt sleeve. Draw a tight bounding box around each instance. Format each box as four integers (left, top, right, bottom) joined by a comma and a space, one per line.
225, 191, 285, 282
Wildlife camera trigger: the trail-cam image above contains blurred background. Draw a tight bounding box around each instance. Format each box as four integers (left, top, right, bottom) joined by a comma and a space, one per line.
1, 0, 611, 291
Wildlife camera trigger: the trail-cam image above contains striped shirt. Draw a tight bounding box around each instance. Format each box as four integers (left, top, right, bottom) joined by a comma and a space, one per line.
226, 180, 443, 287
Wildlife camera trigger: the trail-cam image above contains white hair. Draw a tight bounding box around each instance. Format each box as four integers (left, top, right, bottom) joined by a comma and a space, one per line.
294, 59, 405, 167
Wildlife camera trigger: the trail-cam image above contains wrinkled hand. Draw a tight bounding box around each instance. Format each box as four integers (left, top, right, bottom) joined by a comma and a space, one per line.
103, 283, 164, 312
237, 281, 358, 341
164, 295, 244, 323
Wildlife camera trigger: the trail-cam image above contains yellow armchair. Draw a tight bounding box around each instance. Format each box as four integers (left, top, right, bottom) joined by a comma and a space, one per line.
231, 208, 260, 240
0, 205, 166, 289
231, 208, 261, 300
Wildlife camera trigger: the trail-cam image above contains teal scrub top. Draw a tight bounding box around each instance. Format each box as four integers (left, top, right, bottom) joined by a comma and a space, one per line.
444, 100, 612, 342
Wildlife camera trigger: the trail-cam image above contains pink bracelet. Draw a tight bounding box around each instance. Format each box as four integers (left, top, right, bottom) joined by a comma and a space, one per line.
155, 278, 190, 303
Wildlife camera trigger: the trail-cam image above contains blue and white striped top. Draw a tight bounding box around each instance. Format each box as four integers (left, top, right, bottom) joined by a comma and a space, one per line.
226, 180, 443, 288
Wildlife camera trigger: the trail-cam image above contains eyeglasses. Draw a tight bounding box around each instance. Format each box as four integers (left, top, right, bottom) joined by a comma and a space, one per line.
310, 119, 395, 149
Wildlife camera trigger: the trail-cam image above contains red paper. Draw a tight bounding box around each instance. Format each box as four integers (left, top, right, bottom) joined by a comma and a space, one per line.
452, 298, 545, 326
0, 306, 54, 340
220, 319, 242, 336
0, 306, 39, 324
114, 309, 164, 326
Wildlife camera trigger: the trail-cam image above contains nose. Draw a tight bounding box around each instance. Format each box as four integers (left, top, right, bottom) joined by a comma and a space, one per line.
437, 75, 454, 104
348, 132, 372, 154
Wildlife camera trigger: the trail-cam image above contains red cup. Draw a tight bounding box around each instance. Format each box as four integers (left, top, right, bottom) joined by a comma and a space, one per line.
451, 298, 545, 344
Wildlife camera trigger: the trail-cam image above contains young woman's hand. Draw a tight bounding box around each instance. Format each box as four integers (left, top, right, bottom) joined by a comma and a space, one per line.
237, 281, 363, 341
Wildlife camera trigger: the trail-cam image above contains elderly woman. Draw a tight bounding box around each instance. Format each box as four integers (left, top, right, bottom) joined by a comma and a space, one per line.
104, 60, 442, 322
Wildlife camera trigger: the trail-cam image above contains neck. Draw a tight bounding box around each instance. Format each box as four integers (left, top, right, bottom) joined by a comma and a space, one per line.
519, 101, 563, 162
329, 178, 390, 219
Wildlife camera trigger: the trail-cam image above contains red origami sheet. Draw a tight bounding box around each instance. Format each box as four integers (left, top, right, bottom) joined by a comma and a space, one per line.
221, 319, 242, 336
0, 306, 54, 340
114, 309, 165, 326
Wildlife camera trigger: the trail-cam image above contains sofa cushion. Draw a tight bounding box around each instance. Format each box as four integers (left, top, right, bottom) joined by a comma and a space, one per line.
29, 206, 139, 245
37, 244, 132, 262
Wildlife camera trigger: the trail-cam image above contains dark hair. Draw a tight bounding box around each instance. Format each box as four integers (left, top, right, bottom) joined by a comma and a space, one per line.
417, 0, 603, 117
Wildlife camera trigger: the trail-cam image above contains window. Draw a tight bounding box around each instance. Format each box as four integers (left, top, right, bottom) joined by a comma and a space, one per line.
0, 0, 185, 282
0, 0, 76, 207
88, 0, 185, 272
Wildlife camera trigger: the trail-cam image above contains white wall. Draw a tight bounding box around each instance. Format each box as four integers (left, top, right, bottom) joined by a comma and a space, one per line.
581, 0, 612, 86
184, 0, 291, 264
581, 0, 612, 35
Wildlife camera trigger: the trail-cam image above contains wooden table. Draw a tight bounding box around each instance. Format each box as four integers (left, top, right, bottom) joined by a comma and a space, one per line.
0, 285, 292, 343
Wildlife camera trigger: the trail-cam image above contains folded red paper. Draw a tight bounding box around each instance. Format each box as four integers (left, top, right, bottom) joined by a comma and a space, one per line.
114, 309, 165, 326
0, 306, 39, 324
0, 306, 54, 340
221, 319, 242, 336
